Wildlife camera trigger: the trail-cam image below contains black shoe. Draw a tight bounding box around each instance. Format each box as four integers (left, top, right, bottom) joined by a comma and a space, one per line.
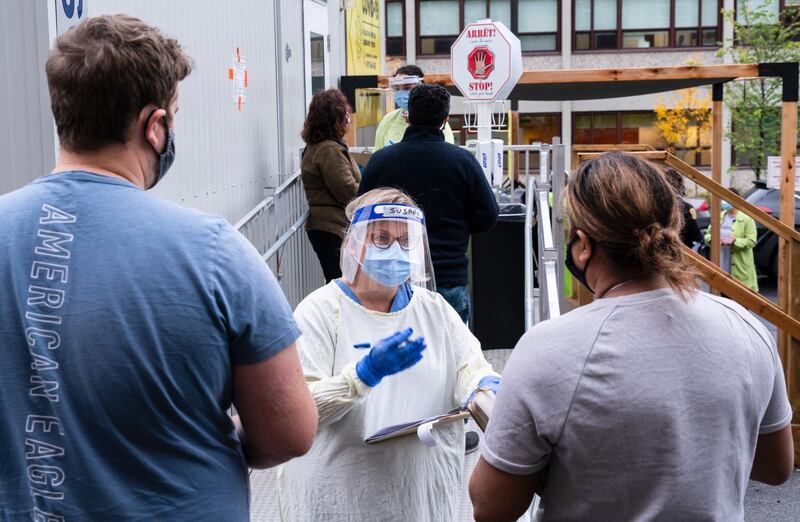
465, 431, 480, 454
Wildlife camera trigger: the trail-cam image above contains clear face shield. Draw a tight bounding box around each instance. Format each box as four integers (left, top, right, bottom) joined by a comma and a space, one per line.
341, 204, 436, 292
389, 75, 421, 112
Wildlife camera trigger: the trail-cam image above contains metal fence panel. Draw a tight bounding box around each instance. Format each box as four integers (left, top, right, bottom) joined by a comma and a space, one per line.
235, 172, 323, 309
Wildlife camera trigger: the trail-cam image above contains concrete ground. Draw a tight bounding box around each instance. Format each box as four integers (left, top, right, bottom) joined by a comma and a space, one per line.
745, 471, 800, 521
743, 277, 800, 521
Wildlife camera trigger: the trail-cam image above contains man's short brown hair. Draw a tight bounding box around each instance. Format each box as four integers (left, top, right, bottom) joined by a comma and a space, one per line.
46, 15, 193, 152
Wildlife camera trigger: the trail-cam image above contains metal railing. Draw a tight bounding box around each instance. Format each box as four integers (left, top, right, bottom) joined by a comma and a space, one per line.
507, 142, 565, 328
234, 171, 323, 309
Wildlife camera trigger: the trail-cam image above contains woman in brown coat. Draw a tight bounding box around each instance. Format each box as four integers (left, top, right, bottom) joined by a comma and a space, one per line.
300, 89, 361, 281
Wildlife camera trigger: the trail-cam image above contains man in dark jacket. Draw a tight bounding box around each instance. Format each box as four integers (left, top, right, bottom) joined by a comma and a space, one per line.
359, 84, 498, 323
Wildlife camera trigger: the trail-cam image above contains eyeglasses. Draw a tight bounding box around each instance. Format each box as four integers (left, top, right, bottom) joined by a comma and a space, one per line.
369, 232, 418, 251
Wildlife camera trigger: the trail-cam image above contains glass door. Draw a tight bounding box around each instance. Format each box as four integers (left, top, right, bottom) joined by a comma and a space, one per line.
304, 1, 330, 107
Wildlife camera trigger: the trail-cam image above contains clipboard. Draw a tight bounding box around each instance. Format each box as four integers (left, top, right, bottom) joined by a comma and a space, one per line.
365, 388, 495, 445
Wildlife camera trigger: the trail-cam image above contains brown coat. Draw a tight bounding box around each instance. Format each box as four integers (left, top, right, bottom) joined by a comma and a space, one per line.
301, 139, 361, 238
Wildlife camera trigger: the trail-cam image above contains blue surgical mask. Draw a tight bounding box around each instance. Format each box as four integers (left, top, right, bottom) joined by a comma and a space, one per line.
721, 201, 732, 212
362, 243, 412, 287
148, 116, 176, 189
394, 90, 410, 111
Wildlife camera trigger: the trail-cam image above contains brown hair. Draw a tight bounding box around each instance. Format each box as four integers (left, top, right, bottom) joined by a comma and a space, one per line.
46, 15, 193, 152
301, 89, 351, 144
567, 152, 697, 294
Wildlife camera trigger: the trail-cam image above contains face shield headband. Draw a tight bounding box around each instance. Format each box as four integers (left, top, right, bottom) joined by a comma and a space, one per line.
342, 204, 436, 291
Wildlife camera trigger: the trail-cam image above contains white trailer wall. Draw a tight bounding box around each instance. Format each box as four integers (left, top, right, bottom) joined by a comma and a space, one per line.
0, 0, 57, 193
0, 0, 312, 225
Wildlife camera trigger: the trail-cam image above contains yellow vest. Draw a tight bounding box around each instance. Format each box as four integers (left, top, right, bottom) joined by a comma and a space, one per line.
373, 109, 455, 150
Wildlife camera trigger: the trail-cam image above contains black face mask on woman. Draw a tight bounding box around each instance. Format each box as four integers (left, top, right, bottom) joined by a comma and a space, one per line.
565, 231, 594, 294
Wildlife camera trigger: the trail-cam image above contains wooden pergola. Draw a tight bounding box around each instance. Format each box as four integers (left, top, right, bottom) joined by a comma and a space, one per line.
395, 63, 800, 458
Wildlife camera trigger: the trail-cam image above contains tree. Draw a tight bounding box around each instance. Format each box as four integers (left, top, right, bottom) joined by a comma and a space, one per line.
718, 0, 800, 180
655, 86, 712, 162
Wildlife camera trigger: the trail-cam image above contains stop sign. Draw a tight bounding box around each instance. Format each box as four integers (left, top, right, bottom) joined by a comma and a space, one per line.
468, 47, 495, 80
451, 20, 522, 101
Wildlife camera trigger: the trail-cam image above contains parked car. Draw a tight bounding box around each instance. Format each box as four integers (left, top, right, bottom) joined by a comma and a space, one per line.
744, 182, 800, 278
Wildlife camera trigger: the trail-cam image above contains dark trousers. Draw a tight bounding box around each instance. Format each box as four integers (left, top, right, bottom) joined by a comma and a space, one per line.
307, 230, 343, 282
437, 285, 471, 325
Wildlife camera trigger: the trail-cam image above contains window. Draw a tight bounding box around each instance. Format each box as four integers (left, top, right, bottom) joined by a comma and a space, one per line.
419, 0, 461, 54
574, 0, 722, 51
417, 0, 560, 55
735, 1, 800, 24
736, 0, 780, 23
386, 0, 405, 56
518, 0, 560, 51
520, 113, 562, 144
574, 111, 711, 166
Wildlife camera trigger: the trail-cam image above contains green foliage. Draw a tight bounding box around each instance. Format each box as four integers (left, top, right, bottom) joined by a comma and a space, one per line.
717, 0, 800, 178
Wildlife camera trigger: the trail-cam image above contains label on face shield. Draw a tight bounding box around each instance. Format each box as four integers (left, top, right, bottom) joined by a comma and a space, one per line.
352, 204, 425, 225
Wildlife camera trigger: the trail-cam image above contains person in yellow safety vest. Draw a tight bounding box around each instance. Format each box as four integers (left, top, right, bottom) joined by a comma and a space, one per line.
704, 187, 759, 292
374, 65, 455, 151
549, 190, 573, 297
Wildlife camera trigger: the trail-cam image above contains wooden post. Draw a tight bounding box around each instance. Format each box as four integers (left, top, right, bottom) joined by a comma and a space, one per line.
511, 111, 520, 182
778, 94, 799, 462
710, 84, 724, 294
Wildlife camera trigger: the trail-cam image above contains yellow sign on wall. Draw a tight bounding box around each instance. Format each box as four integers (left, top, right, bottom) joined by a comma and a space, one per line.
346, 0, 381, 75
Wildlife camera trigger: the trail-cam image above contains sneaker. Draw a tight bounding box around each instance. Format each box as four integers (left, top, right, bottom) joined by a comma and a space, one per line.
465, 431, 480, 454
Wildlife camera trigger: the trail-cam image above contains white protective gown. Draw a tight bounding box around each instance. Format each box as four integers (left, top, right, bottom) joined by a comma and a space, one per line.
277, 281, 497, 522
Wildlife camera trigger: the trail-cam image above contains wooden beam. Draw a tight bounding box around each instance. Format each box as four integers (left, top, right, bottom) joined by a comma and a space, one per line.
684, 248, 800, 341
572, 144, 655, 169
421, 64, 761, 87
666, 155, 800, 242
786, 240, 800, 464
710, 97, 723, 280
777, 100, 799, 462
577, 151, 667, 162
511, 111, 520, 182
572, 144, 656, 152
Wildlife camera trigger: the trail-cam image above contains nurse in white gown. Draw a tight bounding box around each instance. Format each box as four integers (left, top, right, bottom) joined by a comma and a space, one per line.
277, 188, 499, 522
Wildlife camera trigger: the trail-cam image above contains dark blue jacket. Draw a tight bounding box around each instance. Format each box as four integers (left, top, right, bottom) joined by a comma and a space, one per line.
359, 125, 498, 287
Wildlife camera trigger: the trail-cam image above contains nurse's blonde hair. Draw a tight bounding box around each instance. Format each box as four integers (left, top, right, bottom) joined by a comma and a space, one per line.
340, 188, 419, 278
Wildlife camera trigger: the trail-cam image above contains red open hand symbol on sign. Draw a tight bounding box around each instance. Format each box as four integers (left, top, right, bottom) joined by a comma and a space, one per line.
468, 47, 495, 80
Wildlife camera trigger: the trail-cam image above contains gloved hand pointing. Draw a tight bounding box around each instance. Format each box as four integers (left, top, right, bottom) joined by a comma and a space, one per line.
355, 328, 427, 387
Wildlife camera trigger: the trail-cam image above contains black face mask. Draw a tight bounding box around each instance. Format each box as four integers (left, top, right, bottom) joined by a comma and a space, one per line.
565, 233, 594, 294
145, 111, 176, 190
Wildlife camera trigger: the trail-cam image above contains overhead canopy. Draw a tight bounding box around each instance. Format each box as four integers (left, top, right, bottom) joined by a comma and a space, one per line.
447, 77, 738, 101
409, 64, 764, 102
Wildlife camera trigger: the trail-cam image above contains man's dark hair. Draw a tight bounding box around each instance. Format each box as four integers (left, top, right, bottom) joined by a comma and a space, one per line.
46, 15, 193, 152
395, 65, 424, 78
407, 84, 450, 128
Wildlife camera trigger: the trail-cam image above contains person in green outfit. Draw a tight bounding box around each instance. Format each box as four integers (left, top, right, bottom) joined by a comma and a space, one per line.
704, 188, 759, 292
374, 65, 455, 150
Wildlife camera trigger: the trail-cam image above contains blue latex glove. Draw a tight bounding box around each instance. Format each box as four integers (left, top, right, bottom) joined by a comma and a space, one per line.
355, 328, 426, 387
464, 375, 501, 406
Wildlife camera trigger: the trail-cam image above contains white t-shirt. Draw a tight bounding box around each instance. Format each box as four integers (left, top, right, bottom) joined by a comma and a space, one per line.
483, 288, 791, 522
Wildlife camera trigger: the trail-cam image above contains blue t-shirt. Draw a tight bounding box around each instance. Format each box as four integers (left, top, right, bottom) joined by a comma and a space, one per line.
0, 171, 300, 521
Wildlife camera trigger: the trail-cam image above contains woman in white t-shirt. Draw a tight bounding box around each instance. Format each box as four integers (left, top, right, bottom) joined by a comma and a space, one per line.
469, 151, 793, 522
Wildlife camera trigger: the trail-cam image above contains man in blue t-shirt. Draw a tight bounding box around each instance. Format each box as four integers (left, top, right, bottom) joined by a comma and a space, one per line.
0, 15, 318, 521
